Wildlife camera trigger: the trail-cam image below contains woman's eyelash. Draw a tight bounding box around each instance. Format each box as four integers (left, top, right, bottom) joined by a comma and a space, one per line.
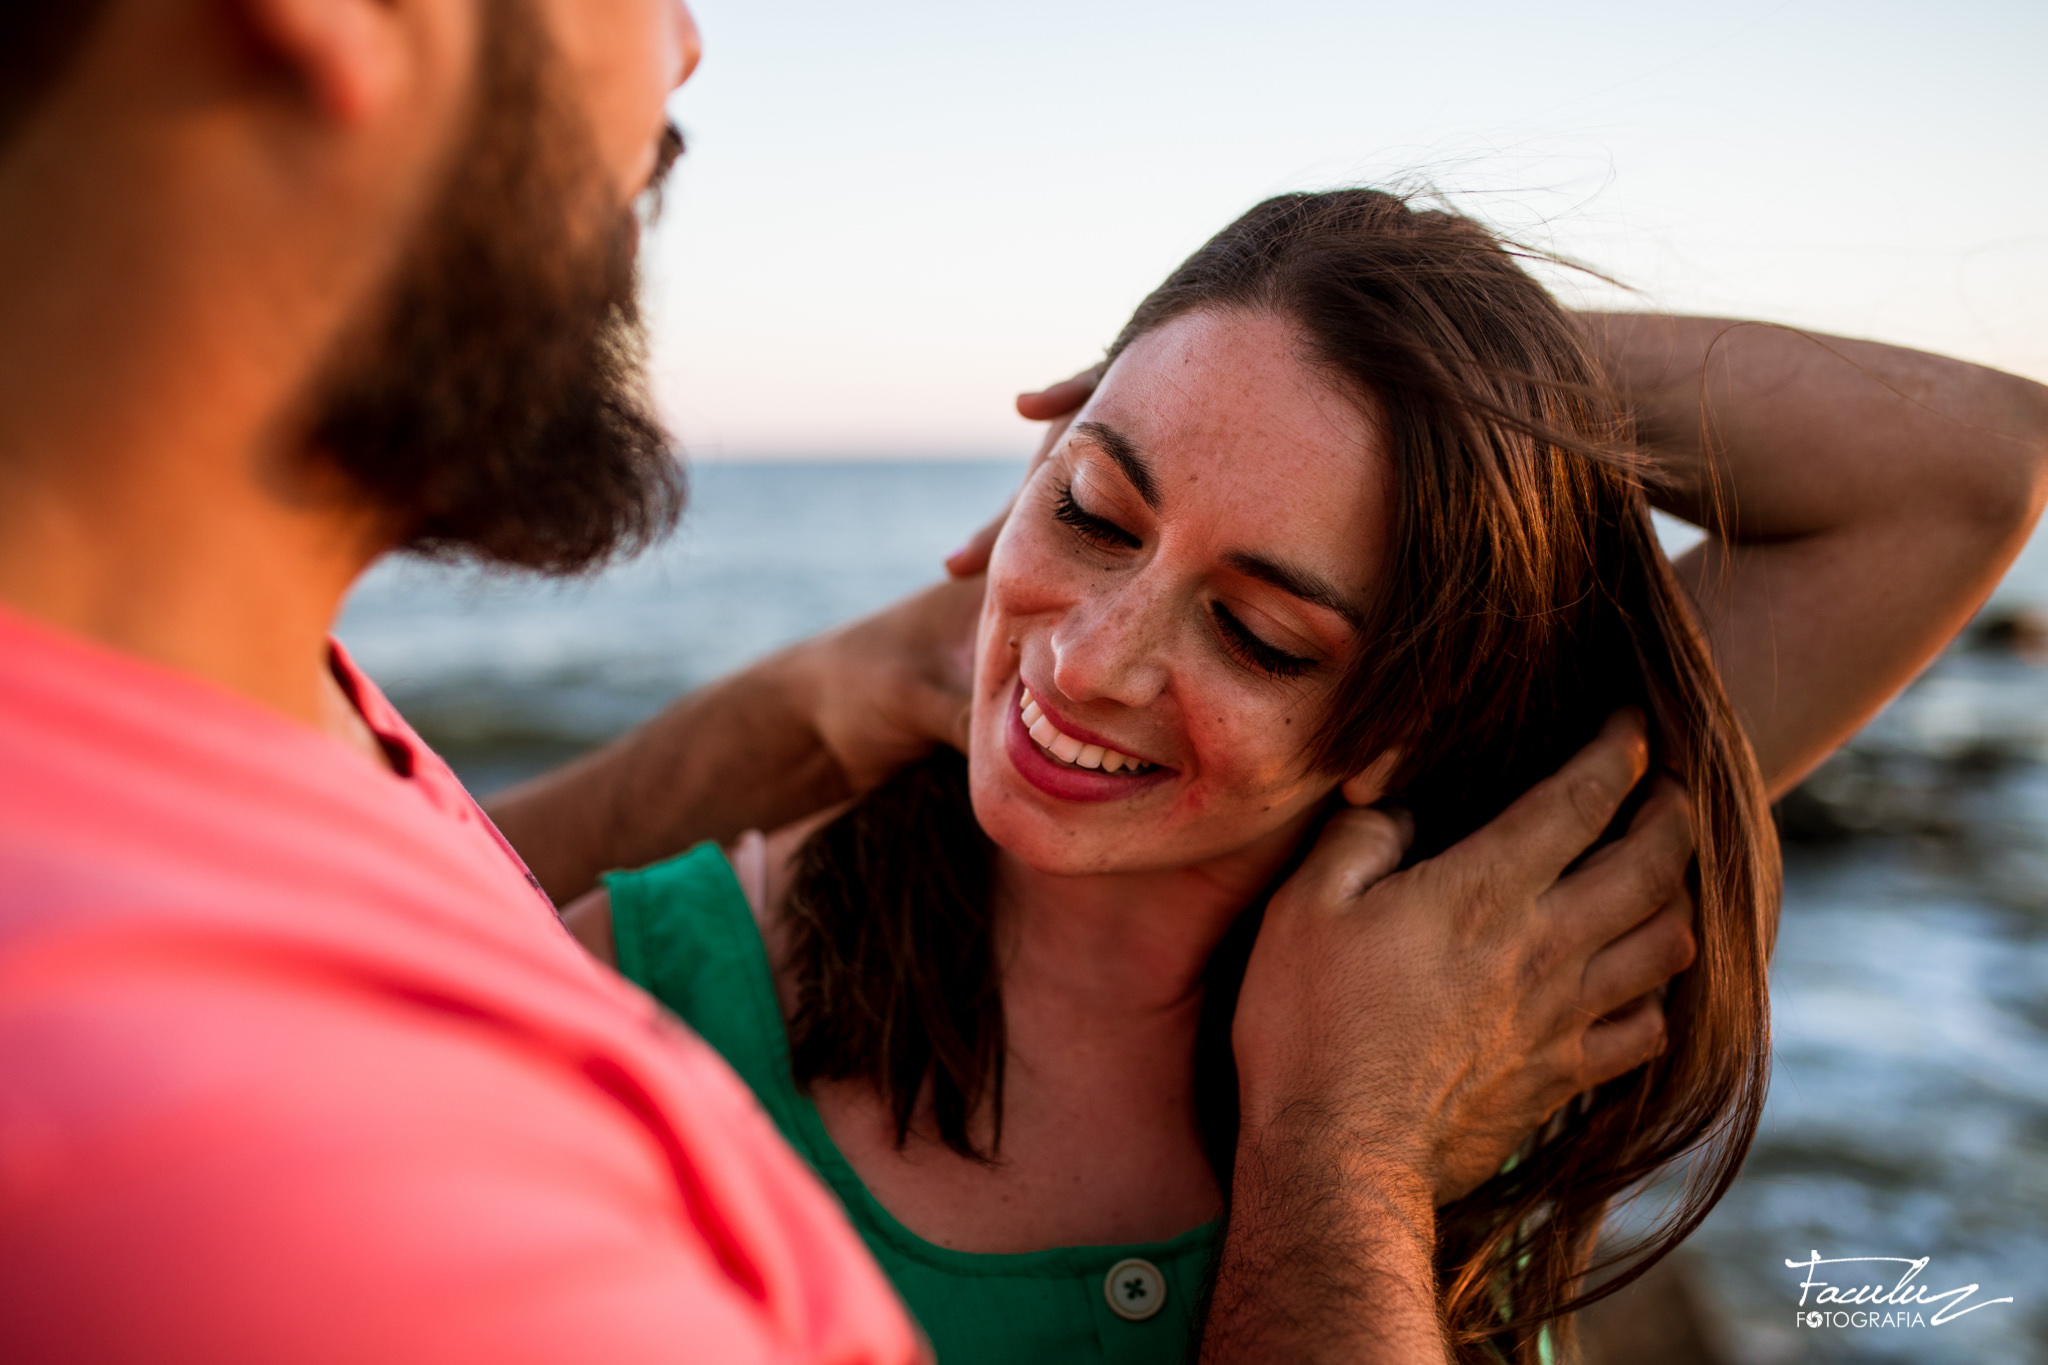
1052, 484, 1141, 550
1212, 603, 1317, 680
1052, 483, 1314, 681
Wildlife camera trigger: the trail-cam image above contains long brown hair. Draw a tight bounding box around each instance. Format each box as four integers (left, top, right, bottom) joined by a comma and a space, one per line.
783, 190, 1778, 1363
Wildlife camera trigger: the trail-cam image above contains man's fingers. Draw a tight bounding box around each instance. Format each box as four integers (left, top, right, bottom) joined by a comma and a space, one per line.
1014, 364, 1104, 421
899, 678, 973, 754
1286, 805, 1416, 907
953, 366, 1104, 577
1580, 995, 1669, 1087
1580, 892, 1696, 1018
1455, 709, 1650, 893
944, 508, 1008, 578
1545, 774, 1693, 947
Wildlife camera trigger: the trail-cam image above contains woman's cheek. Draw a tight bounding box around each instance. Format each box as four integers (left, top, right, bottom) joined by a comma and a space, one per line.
990, 521, 1087, 622
1196, 694, 1333, 806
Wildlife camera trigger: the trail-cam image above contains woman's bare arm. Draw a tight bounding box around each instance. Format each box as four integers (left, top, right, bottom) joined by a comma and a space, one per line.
1585, 314, 2048, 795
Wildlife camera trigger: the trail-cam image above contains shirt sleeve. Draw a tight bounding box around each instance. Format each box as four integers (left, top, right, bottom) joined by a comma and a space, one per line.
0, 940, 918, 1365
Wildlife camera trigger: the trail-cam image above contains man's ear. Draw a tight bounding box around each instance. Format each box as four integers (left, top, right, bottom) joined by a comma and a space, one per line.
233, 0, 412, 125
1339, 747, 1404, 807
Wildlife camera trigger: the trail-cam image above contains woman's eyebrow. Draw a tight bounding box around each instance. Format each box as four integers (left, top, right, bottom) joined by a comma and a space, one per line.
1223, 550, 1365, 629
1071, 421, 1160, 509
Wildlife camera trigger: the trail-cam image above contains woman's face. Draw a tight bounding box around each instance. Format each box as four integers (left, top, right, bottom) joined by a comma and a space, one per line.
968, 308, 1395, 879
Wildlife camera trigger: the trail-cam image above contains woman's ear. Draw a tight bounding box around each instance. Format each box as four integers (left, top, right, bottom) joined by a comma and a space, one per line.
1339, 748, 1404, 807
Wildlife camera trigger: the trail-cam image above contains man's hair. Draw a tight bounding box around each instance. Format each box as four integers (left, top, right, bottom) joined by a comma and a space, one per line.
1, 4, 117, 144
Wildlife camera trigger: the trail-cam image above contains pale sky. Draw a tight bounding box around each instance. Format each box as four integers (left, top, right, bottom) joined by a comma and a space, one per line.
641, 0, 2046, 459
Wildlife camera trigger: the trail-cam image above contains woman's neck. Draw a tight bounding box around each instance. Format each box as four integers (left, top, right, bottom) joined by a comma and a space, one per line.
785, 802, 1327, 1253
990, 813, 1316, 1045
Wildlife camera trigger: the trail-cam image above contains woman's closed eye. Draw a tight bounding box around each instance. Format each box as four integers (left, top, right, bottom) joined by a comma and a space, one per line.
1211, 602, 1318, 680
1052, 483, 1141, 550
1052, 479, 1320, 680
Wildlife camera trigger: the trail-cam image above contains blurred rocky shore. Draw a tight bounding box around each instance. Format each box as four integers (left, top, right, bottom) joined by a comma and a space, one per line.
1773, 607, 2048, 915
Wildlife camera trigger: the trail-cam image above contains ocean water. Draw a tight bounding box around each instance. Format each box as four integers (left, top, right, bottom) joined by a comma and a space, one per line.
338, 460, 2048, 1364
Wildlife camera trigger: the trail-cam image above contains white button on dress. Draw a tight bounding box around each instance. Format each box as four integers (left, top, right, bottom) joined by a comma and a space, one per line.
1103, 1257, 1167, 1321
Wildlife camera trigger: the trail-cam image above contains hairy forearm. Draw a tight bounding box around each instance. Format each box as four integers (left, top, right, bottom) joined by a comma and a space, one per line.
484, 645, 849, 905
485, 577, 980, 905
1203, 1113, 1447, 1364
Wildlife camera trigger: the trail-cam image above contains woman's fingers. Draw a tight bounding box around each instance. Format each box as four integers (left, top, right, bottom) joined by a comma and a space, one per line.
1580, 890, 1696, 1019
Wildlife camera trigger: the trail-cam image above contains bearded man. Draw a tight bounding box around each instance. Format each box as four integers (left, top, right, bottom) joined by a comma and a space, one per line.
0, 3, 1696, 1361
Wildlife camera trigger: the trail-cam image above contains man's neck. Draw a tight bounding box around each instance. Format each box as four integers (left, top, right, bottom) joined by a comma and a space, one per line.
0, 446, 390, 763
0, 3, 426, 765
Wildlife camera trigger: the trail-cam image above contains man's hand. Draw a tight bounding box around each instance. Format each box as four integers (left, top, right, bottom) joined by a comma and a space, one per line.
944, 364, 1104, 578
1238, 708, 1690, 1201
487, 576, 985, 904
1205, 711, 1695, 1362
781, 574, 983, 794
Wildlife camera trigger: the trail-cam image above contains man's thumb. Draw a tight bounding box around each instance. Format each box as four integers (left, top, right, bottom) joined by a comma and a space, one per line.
1293, 805, 1416, 905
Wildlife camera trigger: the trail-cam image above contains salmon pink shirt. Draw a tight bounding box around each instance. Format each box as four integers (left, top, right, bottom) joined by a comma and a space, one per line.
0, 605, 921, 1365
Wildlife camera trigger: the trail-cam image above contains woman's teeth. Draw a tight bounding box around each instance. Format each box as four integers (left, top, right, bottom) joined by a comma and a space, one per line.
1018, 687, 1154, 774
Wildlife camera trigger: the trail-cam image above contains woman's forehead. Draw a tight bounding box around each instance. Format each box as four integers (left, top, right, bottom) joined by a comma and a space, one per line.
1081, 309, 1390, 591
1096, 310, 1380, 468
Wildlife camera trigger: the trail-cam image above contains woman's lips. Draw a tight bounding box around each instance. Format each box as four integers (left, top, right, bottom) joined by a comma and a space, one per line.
1003, 681, 1175, 803
1018, 686, 1158, 773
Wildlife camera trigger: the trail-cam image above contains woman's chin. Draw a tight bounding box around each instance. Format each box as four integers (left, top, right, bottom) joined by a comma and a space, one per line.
966, 758, 1157, 877
986, 829, 1165, 880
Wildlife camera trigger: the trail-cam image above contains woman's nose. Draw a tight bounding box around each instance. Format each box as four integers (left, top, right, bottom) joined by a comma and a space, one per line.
672, 1, 703, 87
1049, 586, 1173, 710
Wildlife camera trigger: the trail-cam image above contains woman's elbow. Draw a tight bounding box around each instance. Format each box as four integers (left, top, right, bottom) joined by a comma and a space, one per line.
1947, 369, 2048, 548
2012, 372, 2048, 511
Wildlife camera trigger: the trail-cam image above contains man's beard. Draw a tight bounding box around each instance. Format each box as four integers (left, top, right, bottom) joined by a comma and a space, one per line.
306, 2, 684, 574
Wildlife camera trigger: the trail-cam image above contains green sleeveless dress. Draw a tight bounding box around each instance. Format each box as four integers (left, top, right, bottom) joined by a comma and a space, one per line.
606, 843, 1221, 1365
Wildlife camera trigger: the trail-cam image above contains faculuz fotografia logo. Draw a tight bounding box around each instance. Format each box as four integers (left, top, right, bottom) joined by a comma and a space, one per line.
1787, 1252, 2014, 1330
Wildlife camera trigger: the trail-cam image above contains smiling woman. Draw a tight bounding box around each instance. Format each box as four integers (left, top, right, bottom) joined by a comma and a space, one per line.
967, 309, 1395, 877
581, 190, 1781, 1365
573, 187, 2046, 1364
